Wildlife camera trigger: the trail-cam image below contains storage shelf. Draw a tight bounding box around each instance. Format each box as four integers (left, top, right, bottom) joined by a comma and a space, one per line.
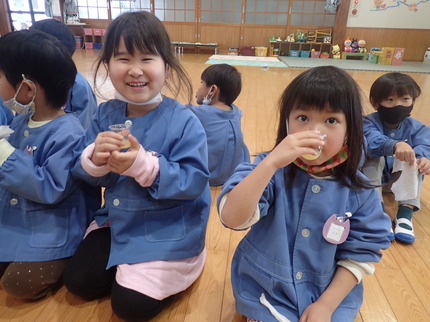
269, 41, 332, 57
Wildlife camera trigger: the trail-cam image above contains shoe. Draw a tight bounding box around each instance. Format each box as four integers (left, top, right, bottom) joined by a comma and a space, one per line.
394, 218, 415, 244
388, 227, 395, 242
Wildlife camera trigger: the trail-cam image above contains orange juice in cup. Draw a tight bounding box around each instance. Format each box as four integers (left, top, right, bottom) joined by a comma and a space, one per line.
302, 130, 327, 160
109, 120, 132, 149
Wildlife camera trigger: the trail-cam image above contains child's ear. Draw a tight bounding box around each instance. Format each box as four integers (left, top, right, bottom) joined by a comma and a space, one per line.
165, 64, 170, 78
210, 84, 218, 95
19, 79, 37, 103
370, 99, 379, 110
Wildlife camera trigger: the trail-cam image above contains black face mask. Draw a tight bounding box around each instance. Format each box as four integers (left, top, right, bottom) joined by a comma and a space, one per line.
377, 104, 413, 125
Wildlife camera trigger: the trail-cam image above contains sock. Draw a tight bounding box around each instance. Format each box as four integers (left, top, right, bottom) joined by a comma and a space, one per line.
396, 205, 413, 230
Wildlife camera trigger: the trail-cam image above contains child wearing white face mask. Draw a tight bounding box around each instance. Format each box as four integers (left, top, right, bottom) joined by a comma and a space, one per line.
0, 29, 100, 300
362, 72, 430, 244
62, 12, 211, 321
192, 64, 250, 186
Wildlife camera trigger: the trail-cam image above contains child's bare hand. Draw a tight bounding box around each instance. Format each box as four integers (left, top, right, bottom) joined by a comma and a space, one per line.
266, 130, 326, 169
108, 134, 140, 174
92, 131, 129, 166
417, 157, 430, 175
300, 301, 332, 322
394, 141, 415, 166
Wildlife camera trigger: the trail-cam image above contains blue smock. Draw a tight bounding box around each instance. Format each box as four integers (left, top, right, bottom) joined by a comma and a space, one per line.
65, 71, 98, 129
0, 113, 100, 261
0, 97, 14, 125
218, 154, 391, 322
73, 97, 211, 268
364, 112, 430, 182
191, 104, 250, 186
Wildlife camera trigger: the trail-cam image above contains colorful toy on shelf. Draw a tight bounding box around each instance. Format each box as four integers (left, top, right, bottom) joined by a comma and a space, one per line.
332, 44, 341, 59
269, 35, 276, 42
296, 30, 306, 43
344, 37, 352, 52
368, 48, 381, 63
358, 39, 367, 53
276, 36, 282, 41
351, 38, 359, 53
286, 34, 295, 42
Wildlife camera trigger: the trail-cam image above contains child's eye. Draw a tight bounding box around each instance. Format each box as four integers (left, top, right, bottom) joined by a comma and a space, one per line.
326, 118, 338, 125
297, 115, 308, 122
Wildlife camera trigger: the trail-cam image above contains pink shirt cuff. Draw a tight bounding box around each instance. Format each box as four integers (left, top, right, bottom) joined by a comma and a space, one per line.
122, 145, 160, 187
81, 143, 110, 177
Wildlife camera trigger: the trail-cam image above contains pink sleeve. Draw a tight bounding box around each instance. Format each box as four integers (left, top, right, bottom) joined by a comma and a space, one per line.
81, 143, 110, 177
122, 145, 160, 187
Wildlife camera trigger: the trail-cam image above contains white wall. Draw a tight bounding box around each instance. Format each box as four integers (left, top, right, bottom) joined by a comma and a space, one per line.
347, 0, 430, 29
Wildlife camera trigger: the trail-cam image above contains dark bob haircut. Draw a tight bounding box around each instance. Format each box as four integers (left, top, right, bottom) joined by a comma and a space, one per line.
276, 66, 368, 189
369, 72, 421, 107
0, 29, 77, 109
201, 64, 242, 106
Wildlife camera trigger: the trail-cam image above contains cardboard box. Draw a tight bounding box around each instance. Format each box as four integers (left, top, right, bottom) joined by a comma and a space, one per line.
255, 47, 268, 57
378, 47, 394, 65
392, 48, 405, 65
368, 48, 380, 63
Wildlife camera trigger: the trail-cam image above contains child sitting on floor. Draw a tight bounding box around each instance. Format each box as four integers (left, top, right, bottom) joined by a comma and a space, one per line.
362, 72, 430, 244
192, 64, 250, 186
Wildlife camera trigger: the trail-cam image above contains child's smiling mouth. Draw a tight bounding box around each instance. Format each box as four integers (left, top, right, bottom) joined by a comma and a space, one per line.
127, 82, 147, 88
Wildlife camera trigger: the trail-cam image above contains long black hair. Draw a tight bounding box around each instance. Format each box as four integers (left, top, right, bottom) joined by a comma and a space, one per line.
93, 11, 193, 103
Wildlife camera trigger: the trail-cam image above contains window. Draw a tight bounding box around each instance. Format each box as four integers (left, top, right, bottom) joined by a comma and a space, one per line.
245, 0, 289, 25
154, 0, 195, 22
111, 0, 151, 20
290, 0, 335, 26
200, 0, 242, 24
7, 0, 48, 30
74, 0, 336, 27
77, 0, 109, 19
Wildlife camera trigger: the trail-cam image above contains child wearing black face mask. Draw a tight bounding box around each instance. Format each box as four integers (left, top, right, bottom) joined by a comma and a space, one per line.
362, 72, 430, 244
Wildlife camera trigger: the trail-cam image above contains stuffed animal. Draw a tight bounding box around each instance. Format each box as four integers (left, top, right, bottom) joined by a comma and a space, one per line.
358, 39, 367, 53
332, 44, 341, 59
351, 39, 359, 53
344, 37, 352, 52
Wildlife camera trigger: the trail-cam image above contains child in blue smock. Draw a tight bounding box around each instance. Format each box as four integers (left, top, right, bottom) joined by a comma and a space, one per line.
0, 97, 13, 125
0, 30, 99, 300
362, 73, 430, 244
192, 64, 250, 186
30, 19, 98, 129
218, 66, 391, 322
63, 12, 211, 321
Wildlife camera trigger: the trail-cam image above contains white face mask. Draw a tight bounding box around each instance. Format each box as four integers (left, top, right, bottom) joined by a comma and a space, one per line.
114, 91, 163, 106
3, 75, 36, 115
202, 86, 215, 105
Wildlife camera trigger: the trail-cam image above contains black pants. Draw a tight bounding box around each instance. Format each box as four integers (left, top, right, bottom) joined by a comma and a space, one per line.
63, 228, 173, 321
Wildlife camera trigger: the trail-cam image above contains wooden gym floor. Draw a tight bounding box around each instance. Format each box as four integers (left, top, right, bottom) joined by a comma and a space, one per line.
1, 51, 430, 321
